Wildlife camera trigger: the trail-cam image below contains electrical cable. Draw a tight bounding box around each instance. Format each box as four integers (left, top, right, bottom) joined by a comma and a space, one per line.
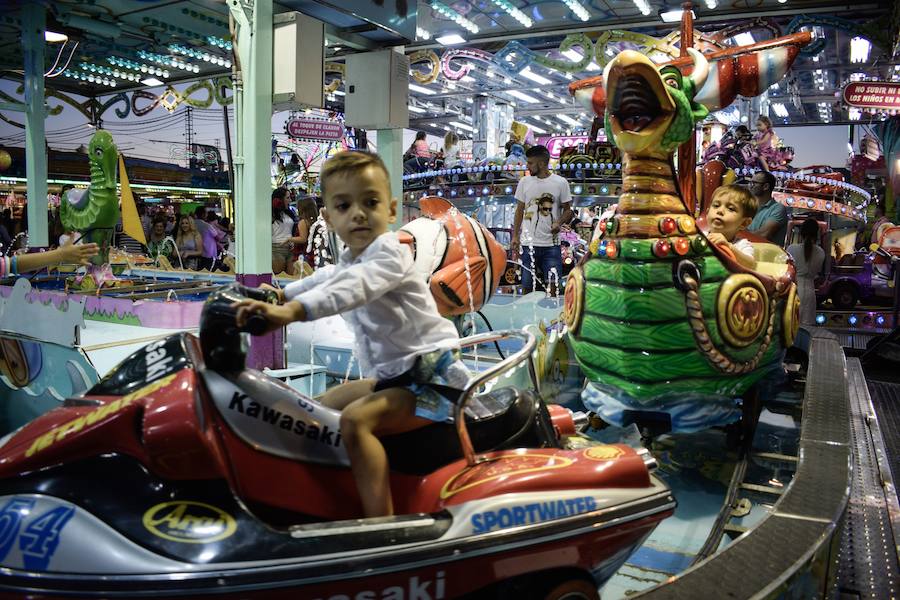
475, 310, 506, 359
47, 41, 79, 78
43, 40, 67, 77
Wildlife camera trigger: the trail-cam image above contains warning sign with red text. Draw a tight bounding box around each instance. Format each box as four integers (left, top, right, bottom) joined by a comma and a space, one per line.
842, 81, 900, 111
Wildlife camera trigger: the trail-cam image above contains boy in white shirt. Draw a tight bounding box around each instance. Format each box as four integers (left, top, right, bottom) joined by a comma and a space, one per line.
233, 151, 469, 518
704, 184, 759, 269
511, 145, 573, 295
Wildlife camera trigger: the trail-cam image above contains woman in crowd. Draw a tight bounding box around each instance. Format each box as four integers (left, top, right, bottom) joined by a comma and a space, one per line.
147, 218, 176, 266
787, 218, 826, 325
175, 215, 203, 270
404, 131, 432, 173
443, 132, 461, 171
272, 188, 298, 275
293, 197, 319, 270
201, 211, 226, 271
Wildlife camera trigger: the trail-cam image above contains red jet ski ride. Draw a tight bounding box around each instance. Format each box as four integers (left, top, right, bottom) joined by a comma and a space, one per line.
0, 285, 674, 599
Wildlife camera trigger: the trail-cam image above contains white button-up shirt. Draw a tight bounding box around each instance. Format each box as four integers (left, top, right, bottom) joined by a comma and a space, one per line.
283, 232, 460, 380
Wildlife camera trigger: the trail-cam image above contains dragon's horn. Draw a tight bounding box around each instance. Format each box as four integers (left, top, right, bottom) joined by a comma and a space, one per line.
687, 48, 709, 92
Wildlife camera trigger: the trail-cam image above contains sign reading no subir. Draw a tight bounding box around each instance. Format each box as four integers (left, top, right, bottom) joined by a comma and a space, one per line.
285, 118, 345, 142
842, 81, 900, 111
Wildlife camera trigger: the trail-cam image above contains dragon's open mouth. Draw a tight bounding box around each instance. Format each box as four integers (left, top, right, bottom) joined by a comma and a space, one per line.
611, 73, 663, 133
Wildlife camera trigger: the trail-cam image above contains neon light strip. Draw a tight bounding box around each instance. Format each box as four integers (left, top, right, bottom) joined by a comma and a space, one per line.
0, 176, 230, 194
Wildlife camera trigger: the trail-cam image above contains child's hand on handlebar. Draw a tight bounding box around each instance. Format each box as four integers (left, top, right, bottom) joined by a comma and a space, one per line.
258, 283, 285, 303
232, 299, 306, 332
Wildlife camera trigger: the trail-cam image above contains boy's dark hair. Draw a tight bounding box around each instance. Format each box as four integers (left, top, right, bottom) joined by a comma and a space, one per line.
525, 145, 550, 162
320, 151, 391, 200
758, 171, 776, 192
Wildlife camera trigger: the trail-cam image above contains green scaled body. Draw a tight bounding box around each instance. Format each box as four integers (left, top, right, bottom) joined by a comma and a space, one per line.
563, 50, 797, 431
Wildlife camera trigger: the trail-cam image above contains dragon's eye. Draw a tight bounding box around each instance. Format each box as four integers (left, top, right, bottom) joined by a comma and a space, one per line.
94, 148, 103, 157
664, 75, 679, 88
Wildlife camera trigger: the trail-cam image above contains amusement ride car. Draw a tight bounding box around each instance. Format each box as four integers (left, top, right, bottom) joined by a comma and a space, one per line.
0, 284, 674, 599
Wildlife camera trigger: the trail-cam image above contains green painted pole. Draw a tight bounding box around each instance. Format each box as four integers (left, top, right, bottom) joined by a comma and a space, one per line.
228, 0, 281, 370
376, 129, 404, 229
22, 3, 48, 247
230, 0, 273, 275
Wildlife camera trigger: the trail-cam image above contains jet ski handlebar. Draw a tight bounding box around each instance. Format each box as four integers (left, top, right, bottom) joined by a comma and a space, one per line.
455, 329, 538, 466
200, 284, 282, 371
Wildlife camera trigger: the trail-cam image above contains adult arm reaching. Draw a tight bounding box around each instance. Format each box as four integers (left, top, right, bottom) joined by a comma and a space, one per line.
3, 243, 99, 275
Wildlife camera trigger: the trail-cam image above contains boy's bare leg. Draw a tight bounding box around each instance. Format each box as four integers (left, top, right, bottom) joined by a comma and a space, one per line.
319, 379, 375, 410
340, 388, 430, 517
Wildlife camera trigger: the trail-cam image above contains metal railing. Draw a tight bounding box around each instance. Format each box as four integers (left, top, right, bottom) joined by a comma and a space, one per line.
455, 329, 538, 466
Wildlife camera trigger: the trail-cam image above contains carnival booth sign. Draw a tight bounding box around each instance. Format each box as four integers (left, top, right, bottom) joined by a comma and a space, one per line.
285, 117, 345, 142
842, 81, 900, 114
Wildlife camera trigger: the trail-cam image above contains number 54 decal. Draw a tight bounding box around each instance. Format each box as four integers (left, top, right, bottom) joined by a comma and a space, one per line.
0, 497, 75, 571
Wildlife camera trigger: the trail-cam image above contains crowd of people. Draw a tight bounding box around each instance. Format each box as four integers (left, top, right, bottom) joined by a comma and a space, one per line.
131, 204, 233, 272
0, 183, 332, 277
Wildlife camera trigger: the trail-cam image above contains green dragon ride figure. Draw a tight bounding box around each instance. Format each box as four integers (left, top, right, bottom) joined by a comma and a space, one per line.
563, 49, 800, 434
60, 130, 121, 286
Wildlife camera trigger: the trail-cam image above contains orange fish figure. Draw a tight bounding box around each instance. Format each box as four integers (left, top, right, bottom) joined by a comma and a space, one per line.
400, 197, 508, 316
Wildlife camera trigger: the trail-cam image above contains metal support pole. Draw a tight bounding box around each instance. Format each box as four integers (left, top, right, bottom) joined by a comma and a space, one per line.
222, 84, 234, 198
22, 3, 47, 247
229, 0, 273, 276
376, 129, 404, 228
229, 0, 281, 369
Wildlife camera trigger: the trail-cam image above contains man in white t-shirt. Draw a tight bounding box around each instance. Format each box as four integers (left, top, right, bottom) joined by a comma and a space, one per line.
511, 145, 573, 295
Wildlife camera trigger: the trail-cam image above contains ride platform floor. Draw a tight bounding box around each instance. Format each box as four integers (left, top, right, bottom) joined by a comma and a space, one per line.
595, 399, 802, 598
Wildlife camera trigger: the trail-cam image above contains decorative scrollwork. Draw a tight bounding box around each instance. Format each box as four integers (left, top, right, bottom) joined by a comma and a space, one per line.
441, 47, 497, 81
211, 77, 233, 105
131, 90, 161, 116
717, 274, 769, 348
712, 17, 782, 44
532, 33, 593, 73
782, 283, 800, 348
180, 80, 215, 109
98, 92, 131, 119
409, 49, 440, 85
